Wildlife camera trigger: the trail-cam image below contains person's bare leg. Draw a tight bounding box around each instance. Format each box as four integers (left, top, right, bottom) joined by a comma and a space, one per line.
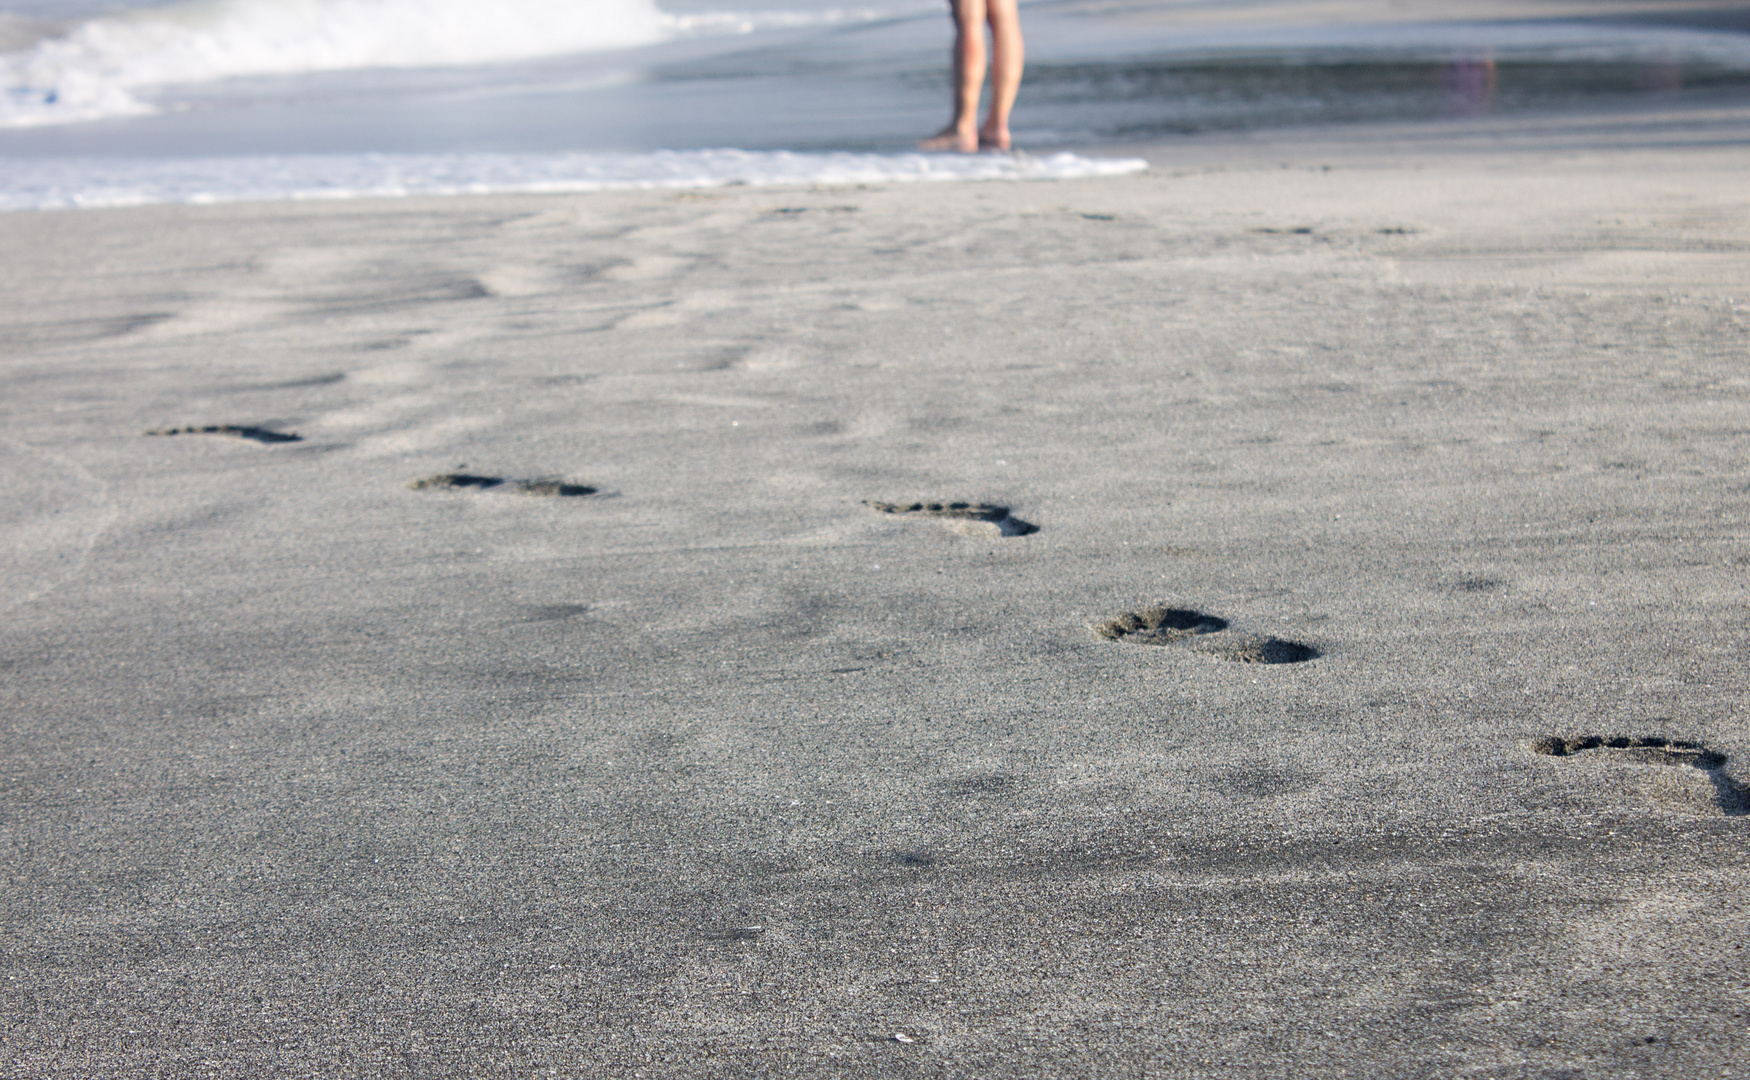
979, 0, 1023, 150
919, 0, 987, 152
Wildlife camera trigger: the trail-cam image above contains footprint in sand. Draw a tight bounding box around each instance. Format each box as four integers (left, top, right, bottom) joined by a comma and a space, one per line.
145, 424, 301, 444
1097, 605, 1318, 664
1097, 607, 1228, 643
864, 500, 1038, 538
1532, 735, 1749, 816
408, 473, 598, 497
1531, 734, 1724, 767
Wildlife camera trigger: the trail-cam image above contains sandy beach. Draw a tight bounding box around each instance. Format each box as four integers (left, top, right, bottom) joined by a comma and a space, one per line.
3, 99, 1748, 1077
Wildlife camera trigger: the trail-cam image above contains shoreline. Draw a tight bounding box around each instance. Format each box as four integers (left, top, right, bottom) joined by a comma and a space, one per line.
3, 83, 1747, 213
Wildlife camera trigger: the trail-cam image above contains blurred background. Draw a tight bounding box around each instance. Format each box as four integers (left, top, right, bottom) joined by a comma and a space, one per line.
3, 0, 1749, 201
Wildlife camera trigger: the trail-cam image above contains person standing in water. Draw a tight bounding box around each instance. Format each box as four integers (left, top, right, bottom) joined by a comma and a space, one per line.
919, 0, 1024, 152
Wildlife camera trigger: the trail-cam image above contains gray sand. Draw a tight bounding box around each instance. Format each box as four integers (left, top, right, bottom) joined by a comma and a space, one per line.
2, 103, 1748, 1077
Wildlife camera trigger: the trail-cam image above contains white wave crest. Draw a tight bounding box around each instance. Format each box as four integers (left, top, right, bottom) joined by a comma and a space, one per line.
664, 7, 917, 36
0, 149, 1150, 211
0, 0, 669, 127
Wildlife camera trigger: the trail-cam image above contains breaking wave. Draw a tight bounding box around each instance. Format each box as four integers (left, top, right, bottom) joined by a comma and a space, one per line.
0, 0, 671, 126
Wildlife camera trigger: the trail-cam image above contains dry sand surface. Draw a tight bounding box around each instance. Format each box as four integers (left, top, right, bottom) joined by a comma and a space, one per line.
3, 104, 1749, 1078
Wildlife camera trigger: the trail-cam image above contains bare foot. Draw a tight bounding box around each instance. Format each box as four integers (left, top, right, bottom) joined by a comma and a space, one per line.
979, 126, 1011, 151
919, 127, 978, 153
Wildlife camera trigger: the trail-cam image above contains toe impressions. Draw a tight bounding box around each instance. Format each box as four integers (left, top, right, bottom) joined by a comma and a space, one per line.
1098, 605, 1317, 664
409, 473, 598, 496
1532, 734, 1725, 770
145, 424, 301, 444
866, 500, 1038, 537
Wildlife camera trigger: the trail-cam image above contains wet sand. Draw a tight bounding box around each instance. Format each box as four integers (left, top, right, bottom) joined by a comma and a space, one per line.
2, 99, 1748, 1077
1085, 0, 1750, 30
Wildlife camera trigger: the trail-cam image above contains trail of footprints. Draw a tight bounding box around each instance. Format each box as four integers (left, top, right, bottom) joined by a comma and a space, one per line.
142, 427, 1748, 816
143, 426, 596, 495
138, 433, 1311, 665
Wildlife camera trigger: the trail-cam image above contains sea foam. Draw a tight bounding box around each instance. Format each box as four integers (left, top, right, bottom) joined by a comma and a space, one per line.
0, 149, 1150, 211
0, 0, 670, 126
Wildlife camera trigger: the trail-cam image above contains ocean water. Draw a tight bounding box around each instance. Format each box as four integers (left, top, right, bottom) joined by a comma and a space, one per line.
2, 0, 1748, 208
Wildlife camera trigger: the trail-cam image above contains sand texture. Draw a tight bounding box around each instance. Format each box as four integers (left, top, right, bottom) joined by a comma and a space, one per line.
2, 109, 1749, 1077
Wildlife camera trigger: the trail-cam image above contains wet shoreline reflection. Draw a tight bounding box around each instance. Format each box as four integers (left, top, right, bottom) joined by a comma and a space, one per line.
1015, 50, 1740, 137
1444, 52, 1498, 116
